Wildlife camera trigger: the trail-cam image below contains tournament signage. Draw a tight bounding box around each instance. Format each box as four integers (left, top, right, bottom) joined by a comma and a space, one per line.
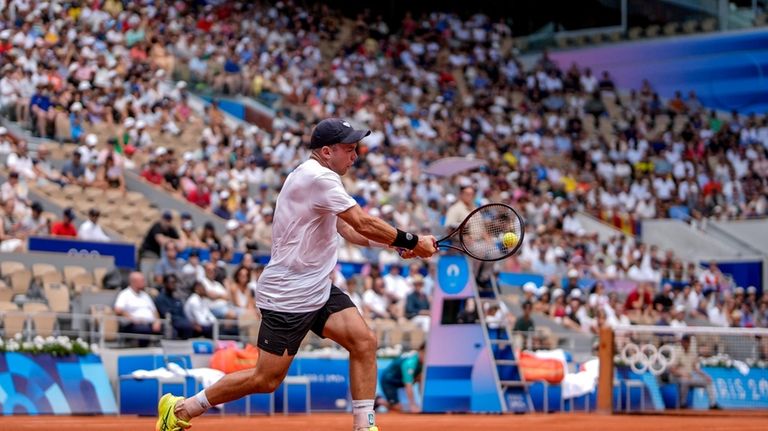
704, 367, 768, 409
28, 236, 136, 269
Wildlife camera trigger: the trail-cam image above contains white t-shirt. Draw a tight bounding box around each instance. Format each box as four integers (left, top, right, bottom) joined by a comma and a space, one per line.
255, 159, 357, 312
114, 288, 157, 323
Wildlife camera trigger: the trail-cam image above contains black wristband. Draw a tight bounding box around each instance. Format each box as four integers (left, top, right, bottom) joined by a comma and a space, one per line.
391, 229, 419, 250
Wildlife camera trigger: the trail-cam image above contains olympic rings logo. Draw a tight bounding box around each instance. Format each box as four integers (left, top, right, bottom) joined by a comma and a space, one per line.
620, 343, 677, 375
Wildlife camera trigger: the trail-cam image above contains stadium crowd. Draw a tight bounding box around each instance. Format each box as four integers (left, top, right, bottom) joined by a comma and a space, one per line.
0, 0, 767, 345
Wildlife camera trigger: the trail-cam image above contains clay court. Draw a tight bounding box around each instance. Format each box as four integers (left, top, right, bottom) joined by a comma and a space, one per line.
2, 413, 767, 431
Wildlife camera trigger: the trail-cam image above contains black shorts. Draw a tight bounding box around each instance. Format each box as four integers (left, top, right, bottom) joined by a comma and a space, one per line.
257, 285, 356, 356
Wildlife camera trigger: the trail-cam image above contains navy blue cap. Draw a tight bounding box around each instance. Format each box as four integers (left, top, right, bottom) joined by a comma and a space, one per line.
63, 207, 76, 219
309, 118, 370, 149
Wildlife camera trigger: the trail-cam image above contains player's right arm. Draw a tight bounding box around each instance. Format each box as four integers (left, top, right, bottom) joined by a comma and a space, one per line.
337, 204, 436, 259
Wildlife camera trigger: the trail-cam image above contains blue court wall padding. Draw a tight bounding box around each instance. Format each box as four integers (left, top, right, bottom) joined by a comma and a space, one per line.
0, 353, 117, 415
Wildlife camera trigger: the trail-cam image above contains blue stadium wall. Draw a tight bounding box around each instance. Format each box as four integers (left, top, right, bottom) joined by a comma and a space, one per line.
549, 28, 768, 114
0, 353, 117, 415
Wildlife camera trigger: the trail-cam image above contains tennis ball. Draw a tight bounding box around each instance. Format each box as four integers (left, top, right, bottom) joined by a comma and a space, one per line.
502, 232, 518, 248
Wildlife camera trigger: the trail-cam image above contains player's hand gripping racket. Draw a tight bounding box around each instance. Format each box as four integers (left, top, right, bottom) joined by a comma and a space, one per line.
436, 203, 525, 261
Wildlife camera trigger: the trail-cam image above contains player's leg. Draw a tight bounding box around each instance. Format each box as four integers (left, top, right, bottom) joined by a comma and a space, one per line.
156, 351, 294, 431
157, 309, 316, 431
317, 289, 378, 430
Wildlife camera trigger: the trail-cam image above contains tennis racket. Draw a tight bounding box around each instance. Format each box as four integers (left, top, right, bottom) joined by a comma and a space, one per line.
436, 203, 525, 262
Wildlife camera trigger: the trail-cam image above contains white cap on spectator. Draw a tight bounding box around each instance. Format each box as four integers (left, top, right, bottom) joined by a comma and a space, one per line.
0, 30, 11, 39
123, 117, 135, 128
263, 146, 273, 154
369, 208, 381, 217
552, 288, 565, 300
568, 268, 579, 278
85, 134, 98, 146
674, 304, 686, 313
78, 81, 91, 91
70, 102, 83, 112
176, 81, 187, 89
381, 204, 394, 215
262, 207, 274, 216
747, 286, 757, 294
446, 193, 457, 204
246, 126, 259, 136
183, 152, 194, 162
537, 285, 549, 297
155, 146, 168, 157
219, 190, 230, 199
522, 281, 537, 293
569, 288, 583, 299
136, 120, 146, 129
0, 127, 7, 135
226, 219, 239, 230
155, 69, 166, 78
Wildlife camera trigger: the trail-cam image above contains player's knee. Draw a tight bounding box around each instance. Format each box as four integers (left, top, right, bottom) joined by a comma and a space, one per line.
258, 374, 285, 393
351, 329, 377, 355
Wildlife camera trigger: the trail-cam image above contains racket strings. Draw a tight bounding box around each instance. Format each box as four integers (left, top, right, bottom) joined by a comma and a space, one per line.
460, 205, 522, 260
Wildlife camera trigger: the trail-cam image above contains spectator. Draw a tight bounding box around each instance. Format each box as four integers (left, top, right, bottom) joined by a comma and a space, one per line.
383, 263, 411, 318
181, 250, 205, 285
405, 274, 430, 332
78, 208, 110, 242
50, 207, 77, 237
252, 206, 274, 248
363, 276, 394, 320
212, 191, 232, 219
513, 301, 535, 332
139, 211, 180, 261
114, 272, 163, 347
220, 219, 244, 257
60, 151, 86, 186
153, 242, 186, 287
20, 201, 49, 236
0, 171, 29, 208
228, 265, 257, 315
178, 213, 205, 249
154, 274, 195, 340
6, 140, 35, 180
200, 262, 237, 320
668, 335, 719, 409
0, 198, 23, 252
445, 186, 475, 228
183, 281, 217, 338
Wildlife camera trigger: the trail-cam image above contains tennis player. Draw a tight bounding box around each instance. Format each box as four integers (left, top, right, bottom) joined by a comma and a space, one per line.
156, 118, 437, 431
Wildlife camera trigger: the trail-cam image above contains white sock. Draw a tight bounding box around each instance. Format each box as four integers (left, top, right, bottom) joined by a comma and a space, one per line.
352, 399, 376, 429
181, 390, 212, 418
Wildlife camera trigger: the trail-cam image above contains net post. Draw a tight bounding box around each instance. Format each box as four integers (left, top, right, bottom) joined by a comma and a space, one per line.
597, 326, 614, 414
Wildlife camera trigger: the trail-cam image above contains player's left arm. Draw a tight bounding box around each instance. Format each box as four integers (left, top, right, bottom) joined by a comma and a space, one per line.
337, 217, 376, 247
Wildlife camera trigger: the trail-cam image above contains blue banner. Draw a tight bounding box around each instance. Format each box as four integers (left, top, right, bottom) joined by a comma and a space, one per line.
704, 367, 768, 409
0, 353, 117, 415
292, 358, 350, 411
28, 236, 136, 269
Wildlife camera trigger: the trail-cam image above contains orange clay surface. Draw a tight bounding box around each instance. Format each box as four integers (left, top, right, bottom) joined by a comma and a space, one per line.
1, 412, 767, 431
